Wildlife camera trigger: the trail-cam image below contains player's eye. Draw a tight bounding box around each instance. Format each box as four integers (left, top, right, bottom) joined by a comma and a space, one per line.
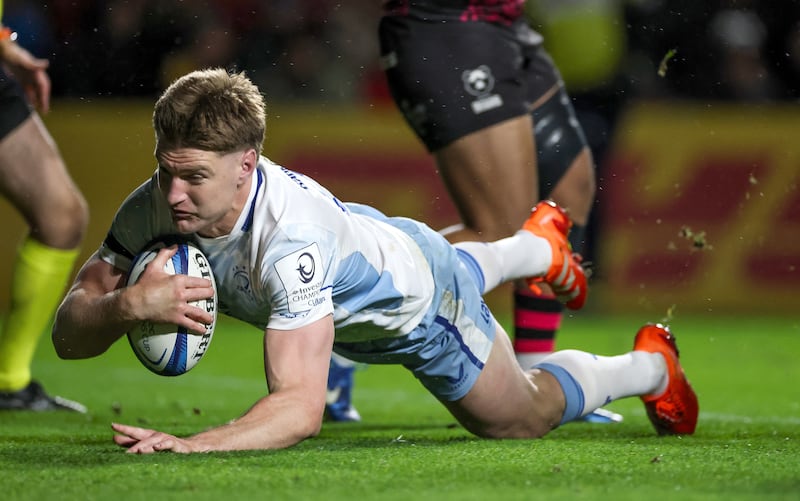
157, 167, 172, 187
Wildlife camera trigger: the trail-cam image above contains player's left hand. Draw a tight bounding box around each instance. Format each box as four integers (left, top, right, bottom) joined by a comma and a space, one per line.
111, 422, 204, 454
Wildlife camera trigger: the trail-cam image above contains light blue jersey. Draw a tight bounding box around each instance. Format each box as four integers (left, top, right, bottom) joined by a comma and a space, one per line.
99, 157, 497, 400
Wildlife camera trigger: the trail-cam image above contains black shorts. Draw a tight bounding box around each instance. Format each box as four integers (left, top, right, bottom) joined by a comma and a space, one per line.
379, 16, 588, 198
0, 68, 32, 141
379, 16, 559, 151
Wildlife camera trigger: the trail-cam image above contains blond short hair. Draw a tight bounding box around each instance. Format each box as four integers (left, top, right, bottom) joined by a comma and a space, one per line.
153, 68, 266, 156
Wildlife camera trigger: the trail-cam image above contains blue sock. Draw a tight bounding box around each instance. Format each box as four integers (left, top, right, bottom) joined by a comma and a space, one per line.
455, 248, 486, 294
535, 362, 586, 425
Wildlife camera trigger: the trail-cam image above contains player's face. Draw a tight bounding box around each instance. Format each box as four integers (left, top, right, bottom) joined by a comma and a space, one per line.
156, 147, 255, 237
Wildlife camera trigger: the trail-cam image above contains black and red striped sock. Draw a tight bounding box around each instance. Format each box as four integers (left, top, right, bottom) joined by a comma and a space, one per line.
512, 288, 564, 369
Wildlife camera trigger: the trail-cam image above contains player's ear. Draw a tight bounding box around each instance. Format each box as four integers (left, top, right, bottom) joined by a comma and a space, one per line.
239, 148, 258, 179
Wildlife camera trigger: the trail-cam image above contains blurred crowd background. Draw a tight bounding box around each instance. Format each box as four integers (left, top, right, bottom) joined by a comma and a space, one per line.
2, 0, 799, 106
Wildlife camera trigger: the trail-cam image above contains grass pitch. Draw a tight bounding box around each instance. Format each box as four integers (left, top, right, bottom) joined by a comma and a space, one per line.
1, 313, 798, 500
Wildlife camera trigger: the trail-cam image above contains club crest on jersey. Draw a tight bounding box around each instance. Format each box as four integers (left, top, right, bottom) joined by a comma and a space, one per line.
233, 265, 251, 294
462, 65, 503, 114
275, 243, 326, 314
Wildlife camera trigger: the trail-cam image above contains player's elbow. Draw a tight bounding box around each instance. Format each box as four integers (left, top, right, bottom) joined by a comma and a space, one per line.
51, 320, 108, 360
272, 412, 322, 450
51, 302, 83, 359
301, 422, 323, 441
294, 401, 325, 440
51, 319, 74, 359
301, 410, 325, 439
51, 327, 85, 359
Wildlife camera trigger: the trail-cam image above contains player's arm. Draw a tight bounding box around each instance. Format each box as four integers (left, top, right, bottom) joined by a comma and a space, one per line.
52, 247, 215, 359
112, 314, 334, 453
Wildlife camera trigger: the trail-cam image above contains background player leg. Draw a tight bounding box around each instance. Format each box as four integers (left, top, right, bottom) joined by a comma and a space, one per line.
324, 352, 361, 422
0, 115, 88, 411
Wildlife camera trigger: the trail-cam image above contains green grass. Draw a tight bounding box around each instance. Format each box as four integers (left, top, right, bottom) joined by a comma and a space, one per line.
1, 314, 798, 500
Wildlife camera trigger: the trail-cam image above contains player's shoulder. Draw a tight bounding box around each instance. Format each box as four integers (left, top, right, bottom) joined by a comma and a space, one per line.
259, 156, 343, 220
260, 156, 323, 193
114, 173, 170, 224
119, 172, 159, 202
105, 173, 173, 266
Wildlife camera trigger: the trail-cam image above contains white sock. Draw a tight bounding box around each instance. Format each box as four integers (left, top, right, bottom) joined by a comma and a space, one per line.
536, 350, 667, 422
454, 230, 551, 294
516, 352, 552, 370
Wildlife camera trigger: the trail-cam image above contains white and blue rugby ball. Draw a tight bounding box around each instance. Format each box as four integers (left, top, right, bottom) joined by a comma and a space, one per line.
126, 240, 217, 376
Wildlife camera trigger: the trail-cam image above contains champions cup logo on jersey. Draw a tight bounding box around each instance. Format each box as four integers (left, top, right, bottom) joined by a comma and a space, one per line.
275, 243, 326, 314
462, 65, 503, 114
296, 252, 316, 283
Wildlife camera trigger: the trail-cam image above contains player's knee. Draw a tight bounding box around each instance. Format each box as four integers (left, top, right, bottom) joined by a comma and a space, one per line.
478, 422, 551, 440
58, 192, 88, 246
465, 416, 553, 440
34, 191, 89, 249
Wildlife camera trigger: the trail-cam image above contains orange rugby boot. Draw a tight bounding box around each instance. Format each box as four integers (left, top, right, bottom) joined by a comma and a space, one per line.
522, 200, 588, 310
633, 323, 699, 435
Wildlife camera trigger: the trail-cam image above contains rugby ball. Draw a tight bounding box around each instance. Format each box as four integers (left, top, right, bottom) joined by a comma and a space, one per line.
126, 241, 217, 376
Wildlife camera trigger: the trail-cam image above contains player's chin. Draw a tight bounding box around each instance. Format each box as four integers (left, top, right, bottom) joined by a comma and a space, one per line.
172, 218, 201, 234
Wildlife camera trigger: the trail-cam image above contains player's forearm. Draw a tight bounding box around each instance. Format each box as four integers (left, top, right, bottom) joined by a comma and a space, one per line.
52, 286, 138, 359
188, 393, 324, 451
